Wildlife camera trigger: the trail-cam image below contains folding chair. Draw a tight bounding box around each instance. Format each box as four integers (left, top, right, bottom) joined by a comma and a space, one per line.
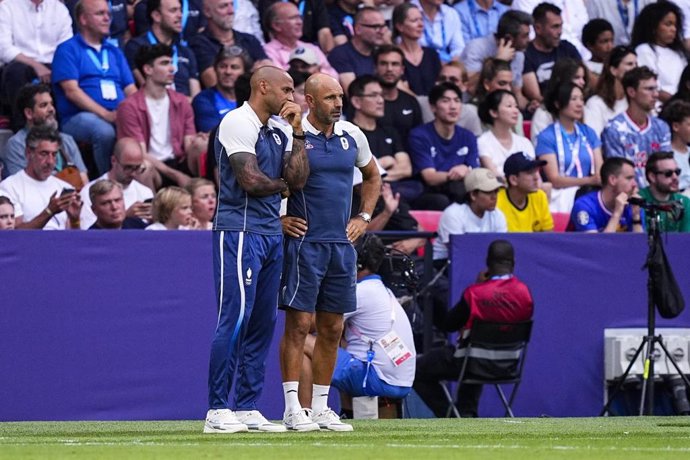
441, 320, 533, 418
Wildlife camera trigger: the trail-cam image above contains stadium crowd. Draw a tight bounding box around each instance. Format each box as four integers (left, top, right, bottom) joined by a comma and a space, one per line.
2, 0, 690, 420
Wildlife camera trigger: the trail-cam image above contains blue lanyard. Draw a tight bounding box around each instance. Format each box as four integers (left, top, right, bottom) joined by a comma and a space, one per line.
86, 47, 109, 74
213, 89, 235, 117
467, 0, 482, 39
617, 0, 638, 28
282, 0, 305, 16
180, 0, 189, 46
422, 11, 447, 54
147, 31, 178, 71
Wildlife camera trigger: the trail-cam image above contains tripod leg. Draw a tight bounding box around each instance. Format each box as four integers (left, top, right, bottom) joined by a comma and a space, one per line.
601, 338, 648, 416
639, 335, 656, 416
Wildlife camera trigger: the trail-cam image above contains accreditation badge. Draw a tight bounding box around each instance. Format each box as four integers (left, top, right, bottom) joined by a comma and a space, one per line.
377, 331, 412, 367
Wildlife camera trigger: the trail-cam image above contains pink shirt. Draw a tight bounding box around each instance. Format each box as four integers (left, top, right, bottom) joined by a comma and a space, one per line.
264, 39, 339, 80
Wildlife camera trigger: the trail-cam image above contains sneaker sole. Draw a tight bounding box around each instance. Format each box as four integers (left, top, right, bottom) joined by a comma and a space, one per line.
203, 423, 249, 434
247, 424, 288, 433
284, 423, 321, 432
318, 424, 354, 432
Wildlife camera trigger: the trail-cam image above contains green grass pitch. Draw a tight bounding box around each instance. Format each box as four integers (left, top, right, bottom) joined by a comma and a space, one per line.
1, 418, 690, 459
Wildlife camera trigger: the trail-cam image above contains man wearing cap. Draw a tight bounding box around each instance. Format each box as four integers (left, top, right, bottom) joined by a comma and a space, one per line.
263, 2, 338, 79
432, 168, 507, 262
570, 157, 643, 233
497, 152, 553, 232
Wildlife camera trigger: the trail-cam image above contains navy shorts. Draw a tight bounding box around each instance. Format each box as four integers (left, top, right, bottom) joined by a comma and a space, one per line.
280, 239, 357, 314
331, 349, 411, 399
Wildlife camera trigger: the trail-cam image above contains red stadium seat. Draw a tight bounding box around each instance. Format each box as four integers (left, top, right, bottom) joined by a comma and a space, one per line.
551, 212, 570, 232
523, 120, 531, 140
409, 210, 443, 256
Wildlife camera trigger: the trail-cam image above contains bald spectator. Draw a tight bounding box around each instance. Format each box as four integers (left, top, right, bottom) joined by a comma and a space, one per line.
328, 6, 389, 95
125, 0, 201, 98
51, 0, 137, 176
189, 0, 270, 88
0, 126, 82, 230
259, 0, 334, 53
88, 180, 147, 229
263, 2, 338, 79
79, 137, 154, 229
0, 0, 73, 116
66, 0, 129, 48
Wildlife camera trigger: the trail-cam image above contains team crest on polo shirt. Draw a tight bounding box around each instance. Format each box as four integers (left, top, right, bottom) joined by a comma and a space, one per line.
340, 137, 349, 150
305, 139, 314, 149
272, 133, 282, 145
577, 211, 590, 226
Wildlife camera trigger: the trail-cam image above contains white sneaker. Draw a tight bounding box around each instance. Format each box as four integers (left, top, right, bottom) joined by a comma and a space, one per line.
236, 410, 287, 432
311, 408, 353, 432
282, 408, 320, 432
203, 409, 249, 433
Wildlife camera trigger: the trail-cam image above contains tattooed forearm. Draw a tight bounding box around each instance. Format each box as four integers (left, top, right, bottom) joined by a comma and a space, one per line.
283, 138, 309, 191
230, 152, 288, 197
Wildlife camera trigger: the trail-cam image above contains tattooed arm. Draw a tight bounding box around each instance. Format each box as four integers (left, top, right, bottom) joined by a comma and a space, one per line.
280, 101, 310, 190
229, 152, 288, 197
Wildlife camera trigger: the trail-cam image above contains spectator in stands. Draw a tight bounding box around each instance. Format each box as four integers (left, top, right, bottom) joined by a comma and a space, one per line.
660, 100, 690, 191
329, 6, 389, 95
461, 10, 533, 101
415, 239, 533, 418
288, 69, 310, 115
134, 0, 205, 44
522, 2, 581, 112
582, 19, 615, 88
298, 234, 416, 415
454, 0, 508, 45
328, 0, 362, 47
584, 46, 637, 136
116, 45, 206, 185
79, 137, 154, 229
146, 185, 193, 230
585, 0, 652, 47
349, 75, 414, 197
497, 152, 552, 233
478, 90, 535, 182
638, 151, 690, 232
632, 2, 688, 104
192, 46, 250, 133
0, 196, 16, 230
392, 2, 441, 97
52, 0, 137, 176
411, 0, 464, 63
602, 66, 671, 189
88, 179, 147, 229
536, 82, 602, 213
409, 82, 479, 210
432, 168, 506, 262
125, 0, 201, 98
0, 0, 72, 118
570, 157, 642, 233
263, 2, 338, 79
66, 0, 128, 48
189, 0, 270, 88
530, 58, 588, 143
185, 177, 216, 230
2, 84, 88, 186
259, 0, 334, 53
0, 126, 82, 230
471, 58, 513, 108
432, 62, 482, 137
287, 48, 321, 76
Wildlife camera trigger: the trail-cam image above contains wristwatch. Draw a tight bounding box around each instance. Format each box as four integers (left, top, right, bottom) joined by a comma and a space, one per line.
357, 212, 372, 223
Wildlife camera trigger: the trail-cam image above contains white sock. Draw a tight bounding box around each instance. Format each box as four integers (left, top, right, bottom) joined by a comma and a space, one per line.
312, 384, 330, 414
283, 381, 301, 412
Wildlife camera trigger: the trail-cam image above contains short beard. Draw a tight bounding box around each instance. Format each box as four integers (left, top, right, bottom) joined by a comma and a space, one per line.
378, 78, 398, 90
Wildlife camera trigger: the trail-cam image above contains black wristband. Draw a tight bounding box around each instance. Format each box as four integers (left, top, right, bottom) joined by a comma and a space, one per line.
292, 132, 306, 140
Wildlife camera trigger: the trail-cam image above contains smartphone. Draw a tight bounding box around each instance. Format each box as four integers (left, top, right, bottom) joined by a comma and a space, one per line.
60, 188, 76, 197
144, 198, 154, 204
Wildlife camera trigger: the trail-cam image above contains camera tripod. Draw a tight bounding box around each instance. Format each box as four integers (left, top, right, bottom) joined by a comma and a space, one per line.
601, 212, 690, 416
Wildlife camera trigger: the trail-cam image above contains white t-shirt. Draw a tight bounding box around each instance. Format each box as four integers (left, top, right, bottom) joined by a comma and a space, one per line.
433, 202, 507, 260
0, 170, 73, 230
344, 276, 416, 387
673, 145, 690, 191
478, 130, 536, 178
635, 44, 688, 96
146, 94, 174, 161
584, 95, 628, 137
530, 106, 553, 145
79, 173, 154, 229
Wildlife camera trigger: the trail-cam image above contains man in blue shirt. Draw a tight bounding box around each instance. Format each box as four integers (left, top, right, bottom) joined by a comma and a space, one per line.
279, 73, 381, 432
52, 0, 137, 176
570, 157, 643, 232
408, 82, 479, 210
454, 0, 509, 44
204, 66, 309, 434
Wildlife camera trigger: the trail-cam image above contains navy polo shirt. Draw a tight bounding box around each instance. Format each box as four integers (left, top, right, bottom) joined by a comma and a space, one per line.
328, 42, 374, 77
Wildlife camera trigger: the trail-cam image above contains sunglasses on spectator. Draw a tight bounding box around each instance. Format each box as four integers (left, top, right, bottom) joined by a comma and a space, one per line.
359, 23, 387, 31
654, 168, 682, 178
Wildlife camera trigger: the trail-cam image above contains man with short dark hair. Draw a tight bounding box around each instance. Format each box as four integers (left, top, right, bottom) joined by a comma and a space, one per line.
570, 156, 643, 232
0, 125, 82, 230
522, 2, 581, 107
414, 239, 533, 418
88, 179, 147, 229
497, 152, 553, 232
124, 0, 201, 98
639, 151, 690, 232
602, 66, 671, 188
